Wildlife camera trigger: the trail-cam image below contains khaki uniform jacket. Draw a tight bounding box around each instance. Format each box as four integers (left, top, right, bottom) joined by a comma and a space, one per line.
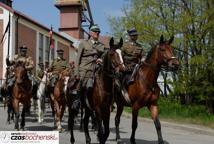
7, 54, 34, 72
35, 68, 44, 81
75, 39, 105, 80
122, 41, 144, 69
49, 57, 69, 74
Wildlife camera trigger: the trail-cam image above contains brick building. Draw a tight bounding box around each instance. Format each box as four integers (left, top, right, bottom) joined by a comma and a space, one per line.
0, 0, 94, 81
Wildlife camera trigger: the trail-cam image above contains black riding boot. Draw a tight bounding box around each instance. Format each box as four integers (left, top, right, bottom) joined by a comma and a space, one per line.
7, 77, 15, 98
71, 90, 81, 112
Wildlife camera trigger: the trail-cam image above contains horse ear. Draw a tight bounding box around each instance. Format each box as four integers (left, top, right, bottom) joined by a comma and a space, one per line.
119, 37, 123, 48
109, 37, 114, 48
168, 36, 174, 44
160, 35, 164, 44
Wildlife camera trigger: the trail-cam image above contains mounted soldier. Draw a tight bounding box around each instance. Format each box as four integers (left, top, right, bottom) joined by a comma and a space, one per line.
73, 24, 106, 111
6, 45, 34, 94
35, 62, 44, 83
122, 28, 145, 86
48, 49, 69, 92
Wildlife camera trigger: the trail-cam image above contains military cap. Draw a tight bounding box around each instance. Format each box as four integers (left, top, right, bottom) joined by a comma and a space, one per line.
56, 49, 64, 54
19, 45, 28, 51
127, 28, 138, 36
89, 24, 101, 32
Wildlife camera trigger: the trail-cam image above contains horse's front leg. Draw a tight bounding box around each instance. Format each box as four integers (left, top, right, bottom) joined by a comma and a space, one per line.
115, 103, 124, 142
13, 99, 20, 130
130, 105, 139, 144
68, 108, 77, 144
59, 102, 66, 132
20, 107, 26, 130
149, 104, 164, 144
7, 99, 13, 124
37, 98, 42, 123
84, 107, 92, 144
54, 100, 61, 131
95, 109, 104, 144
102, 108, 111, 144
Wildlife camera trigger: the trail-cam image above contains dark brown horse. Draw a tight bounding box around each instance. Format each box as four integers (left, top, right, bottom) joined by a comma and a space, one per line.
83, 37, 125, 144
12, 62, 32, 130
50, 68, 71, 132
114, 35, 179, 144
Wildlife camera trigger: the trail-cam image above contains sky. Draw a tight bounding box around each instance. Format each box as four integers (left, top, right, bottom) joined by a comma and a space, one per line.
13, 0, 128, 35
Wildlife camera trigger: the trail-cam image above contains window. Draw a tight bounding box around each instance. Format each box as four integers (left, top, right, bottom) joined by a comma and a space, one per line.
38, 33, 43, 63
45, 36, 49, 62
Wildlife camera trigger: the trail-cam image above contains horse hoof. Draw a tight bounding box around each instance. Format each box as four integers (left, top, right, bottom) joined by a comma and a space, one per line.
58, 128, 65, 133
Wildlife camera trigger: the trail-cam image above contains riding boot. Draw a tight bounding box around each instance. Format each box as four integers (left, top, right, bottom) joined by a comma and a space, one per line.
7, 77, 15, 98
71, 90, 81, 112
127, 64, 139, 86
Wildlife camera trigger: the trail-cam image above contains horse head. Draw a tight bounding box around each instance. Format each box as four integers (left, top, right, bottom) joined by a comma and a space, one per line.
146, 35, 179, 71
107, 37, 126, 73
15, 61, 28, 85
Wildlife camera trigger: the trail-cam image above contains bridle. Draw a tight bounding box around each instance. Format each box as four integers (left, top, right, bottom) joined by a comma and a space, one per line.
102, 49, 124, 78
141, 44, 178, 71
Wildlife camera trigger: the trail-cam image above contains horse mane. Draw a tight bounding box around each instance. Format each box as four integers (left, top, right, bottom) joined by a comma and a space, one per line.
102, 50, 111, 72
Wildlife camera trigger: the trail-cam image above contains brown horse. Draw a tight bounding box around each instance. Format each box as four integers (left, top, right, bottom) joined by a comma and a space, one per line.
83, 37, 125, 144
12, 62, 32, 130
114, 35, 179, 144
50, 68, 71, 132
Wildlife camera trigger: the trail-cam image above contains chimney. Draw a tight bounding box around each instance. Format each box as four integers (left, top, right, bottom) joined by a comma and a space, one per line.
55, 0, 85, 39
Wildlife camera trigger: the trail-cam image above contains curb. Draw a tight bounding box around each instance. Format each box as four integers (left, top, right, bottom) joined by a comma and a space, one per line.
121, 111, 214, 136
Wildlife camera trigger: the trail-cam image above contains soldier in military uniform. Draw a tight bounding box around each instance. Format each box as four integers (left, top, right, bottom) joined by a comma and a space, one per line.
48, 49, 69, 90
6, 45, 34, 92
35, 62, 44, 82
122, 28, 145, 85
73, 24, 105, 110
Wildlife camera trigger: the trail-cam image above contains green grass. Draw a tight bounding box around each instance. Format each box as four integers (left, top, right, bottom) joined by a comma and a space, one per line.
124, 97, 214, 129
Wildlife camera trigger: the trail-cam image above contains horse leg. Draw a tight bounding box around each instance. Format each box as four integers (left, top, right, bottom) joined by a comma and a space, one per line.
130, 106, 139, 144
115, 103, 124, 142
37, 98, 42, 123
94, 109, 104, 144
59, 103, 66, 132
55, 101, 61, 131
41, 95, 46, 122
149, 105, 164, 144
68, 108, 76, 144
20, 107, 26, 130
84, 107, 91, 144
13, 99, 20, 130
91, 111, 97, 130
102, 109, 110, 144
33, 98, 37, 119
79, 103, 84, 130
7, 99, 13, 124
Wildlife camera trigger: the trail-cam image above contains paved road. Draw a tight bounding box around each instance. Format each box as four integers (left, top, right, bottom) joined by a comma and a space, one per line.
0, 104, 214, 144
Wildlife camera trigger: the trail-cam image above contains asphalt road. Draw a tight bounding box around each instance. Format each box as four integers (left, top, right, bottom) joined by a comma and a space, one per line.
0, 103, 214, 144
